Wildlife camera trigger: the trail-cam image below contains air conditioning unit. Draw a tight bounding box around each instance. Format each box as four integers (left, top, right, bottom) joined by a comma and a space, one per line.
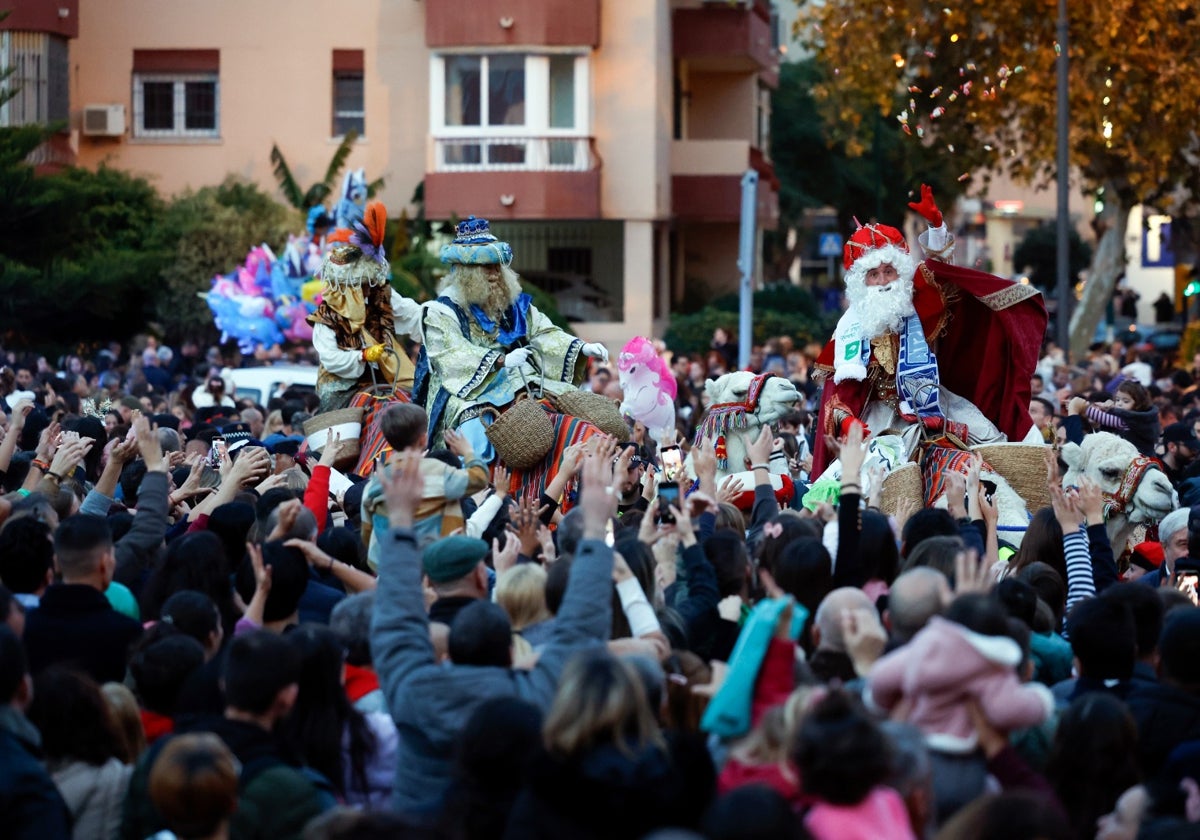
82, 104, 125, 137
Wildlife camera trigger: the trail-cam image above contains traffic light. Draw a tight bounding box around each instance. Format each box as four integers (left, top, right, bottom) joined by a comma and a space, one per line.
1188, 280, 1200, 298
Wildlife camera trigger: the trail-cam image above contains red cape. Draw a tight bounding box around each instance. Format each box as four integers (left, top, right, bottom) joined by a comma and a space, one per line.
812, 260, 1047, 475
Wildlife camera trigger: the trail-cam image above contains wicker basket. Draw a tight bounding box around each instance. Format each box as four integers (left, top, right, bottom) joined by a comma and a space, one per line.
485, 366, 554, 469
971, 443, 1051, 516
550, 389, 630, 441
880, 462, 924, 517
485, 396, 554, 468
304, 407, 364, 469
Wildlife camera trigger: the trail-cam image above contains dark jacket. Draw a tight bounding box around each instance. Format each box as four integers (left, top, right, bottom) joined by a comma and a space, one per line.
23, 583, 143, 683
371, 526, 614, 817
114, 470, 170, 590
120, 715, 331, 840
0, 707, 71, 840
503, 735, 713, 840
1126, 680, 1200, 778
428, 594, 477, 627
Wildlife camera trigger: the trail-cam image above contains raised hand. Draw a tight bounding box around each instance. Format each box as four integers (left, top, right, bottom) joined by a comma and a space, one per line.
492, 463, 511, 500
513, 495, 547, 556
745, 425, 774, 469
840, 420, 867, 483
9, 399, 33, 432
48, 437, 92, 479
942, 470, 967, 519
493, 535, 520, 576
692, 435, 717, 484
1076, 476, 1106, 526
907, 183, 943, 227
267, 499, 302, 542
443, 428, 475, 459
248, 542, 272, 594
953, 548, 993, 595
229, 447, 271, 488
318, 430, 348, 467
36, 420, 61, 464
842, 606, 887, 676
717, 475, 745, 505
133, 415, 167, 472
579, 439, 618, 540
1048, 481, 1083, 534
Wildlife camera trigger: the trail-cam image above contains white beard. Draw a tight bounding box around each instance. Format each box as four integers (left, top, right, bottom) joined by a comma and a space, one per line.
844, 247, 918, 337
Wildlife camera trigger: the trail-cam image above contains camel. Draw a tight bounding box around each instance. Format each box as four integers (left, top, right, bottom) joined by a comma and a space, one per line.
685, 372, 802, 505
1061, 431, 1178, 554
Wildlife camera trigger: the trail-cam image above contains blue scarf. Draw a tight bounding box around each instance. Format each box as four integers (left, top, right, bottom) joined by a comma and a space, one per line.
470, 292, 533, 348
897, 314, 944, 421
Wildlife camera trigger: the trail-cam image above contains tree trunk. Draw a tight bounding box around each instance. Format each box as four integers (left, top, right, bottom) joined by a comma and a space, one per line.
1068, 196, 1130, 360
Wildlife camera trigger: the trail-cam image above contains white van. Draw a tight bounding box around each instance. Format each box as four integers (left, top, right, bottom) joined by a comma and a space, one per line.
227, 364, 318, 406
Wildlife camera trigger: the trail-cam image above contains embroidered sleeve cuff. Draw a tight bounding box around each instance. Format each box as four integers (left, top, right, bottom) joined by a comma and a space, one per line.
457, 351, 504, 398
563, 339, 585, 384
919, 226, 955, 262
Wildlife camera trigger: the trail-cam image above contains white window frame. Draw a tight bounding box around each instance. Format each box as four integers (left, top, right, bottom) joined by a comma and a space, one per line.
430, 51, 590, 171
132, 73, 220, 139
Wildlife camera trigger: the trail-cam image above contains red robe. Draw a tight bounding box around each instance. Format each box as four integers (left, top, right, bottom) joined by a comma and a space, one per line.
812, 259, 1048, 475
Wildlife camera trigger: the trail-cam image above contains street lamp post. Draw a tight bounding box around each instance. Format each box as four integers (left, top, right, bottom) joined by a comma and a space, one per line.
1055, 0, 1071, 358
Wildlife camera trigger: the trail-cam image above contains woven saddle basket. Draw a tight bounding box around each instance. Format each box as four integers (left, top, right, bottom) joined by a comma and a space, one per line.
486, 365, 554, 469
550, 389, 630, 441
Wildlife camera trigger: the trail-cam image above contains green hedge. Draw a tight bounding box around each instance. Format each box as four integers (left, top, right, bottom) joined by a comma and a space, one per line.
664, 284, 835, 356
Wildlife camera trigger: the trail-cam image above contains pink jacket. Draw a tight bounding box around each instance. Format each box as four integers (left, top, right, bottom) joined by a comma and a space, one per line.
805, 786, 916, 840
866, 616, 1054, 753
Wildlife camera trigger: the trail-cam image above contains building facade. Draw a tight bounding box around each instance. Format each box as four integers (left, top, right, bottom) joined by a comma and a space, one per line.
10, 0, 780, 348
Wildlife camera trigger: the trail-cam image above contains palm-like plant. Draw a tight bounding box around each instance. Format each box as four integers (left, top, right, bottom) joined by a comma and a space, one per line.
269, 129, 385, 211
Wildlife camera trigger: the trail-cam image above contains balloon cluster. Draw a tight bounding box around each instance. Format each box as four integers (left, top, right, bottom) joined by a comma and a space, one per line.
203, 240, 324, 353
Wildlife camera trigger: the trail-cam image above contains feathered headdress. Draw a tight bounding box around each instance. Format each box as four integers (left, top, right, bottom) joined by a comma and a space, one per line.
320, 200, 390, 289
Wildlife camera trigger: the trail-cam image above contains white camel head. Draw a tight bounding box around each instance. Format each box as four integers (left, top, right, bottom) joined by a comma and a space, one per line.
1061, 432, 1178, 550
691, 372, 801, 478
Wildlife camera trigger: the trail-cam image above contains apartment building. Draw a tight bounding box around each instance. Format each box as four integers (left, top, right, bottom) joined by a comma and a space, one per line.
3, 0, 780, 347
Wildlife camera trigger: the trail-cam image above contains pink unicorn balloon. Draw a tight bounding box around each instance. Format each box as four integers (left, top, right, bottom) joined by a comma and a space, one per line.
617, 337, 677, 444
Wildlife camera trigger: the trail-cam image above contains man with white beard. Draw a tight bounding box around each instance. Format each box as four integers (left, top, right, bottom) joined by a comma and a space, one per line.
811, 185, 1048, 475
413, 217, 609, 459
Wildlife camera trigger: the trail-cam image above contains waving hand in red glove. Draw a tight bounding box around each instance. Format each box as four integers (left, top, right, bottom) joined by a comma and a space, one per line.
907, 183, 943, 228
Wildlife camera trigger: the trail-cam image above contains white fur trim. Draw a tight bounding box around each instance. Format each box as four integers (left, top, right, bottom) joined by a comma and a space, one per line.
845, 244, 917, 291
958, 625, 1022, 667
924, 732, 980, 754
833, 363, 868, 384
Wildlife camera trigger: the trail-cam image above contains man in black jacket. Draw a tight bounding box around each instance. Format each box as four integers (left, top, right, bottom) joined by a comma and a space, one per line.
1127, 608, 1200, 778
121, 630, 332, 840
22, 515, 142, 683
0, 626, 70, 837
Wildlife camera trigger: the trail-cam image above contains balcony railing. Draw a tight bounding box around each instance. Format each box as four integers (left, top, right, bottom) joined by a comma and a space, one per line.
433, 136, 596, 173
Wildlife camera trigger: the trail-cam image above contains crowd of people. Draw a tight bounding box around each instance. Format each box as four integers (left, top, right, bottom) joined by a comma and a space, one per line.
3, 305, 1200, 840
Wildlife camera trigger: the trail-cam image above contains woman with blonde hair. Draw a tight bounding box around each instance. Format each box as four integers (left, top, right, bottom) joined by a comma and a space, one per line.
494, 564, 554, 649
263, 409, 285, 437
504, 650, 710, 838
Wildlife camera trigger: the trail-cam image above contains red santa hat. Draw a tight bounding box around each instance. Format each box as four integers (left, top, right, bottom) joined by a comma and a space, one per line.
843, 222, 910, 271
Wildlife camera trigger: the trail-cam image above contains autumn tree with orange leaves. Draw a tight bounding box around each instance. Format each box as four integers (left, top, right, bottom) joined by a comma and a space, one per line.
795, 0, 1200, 357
